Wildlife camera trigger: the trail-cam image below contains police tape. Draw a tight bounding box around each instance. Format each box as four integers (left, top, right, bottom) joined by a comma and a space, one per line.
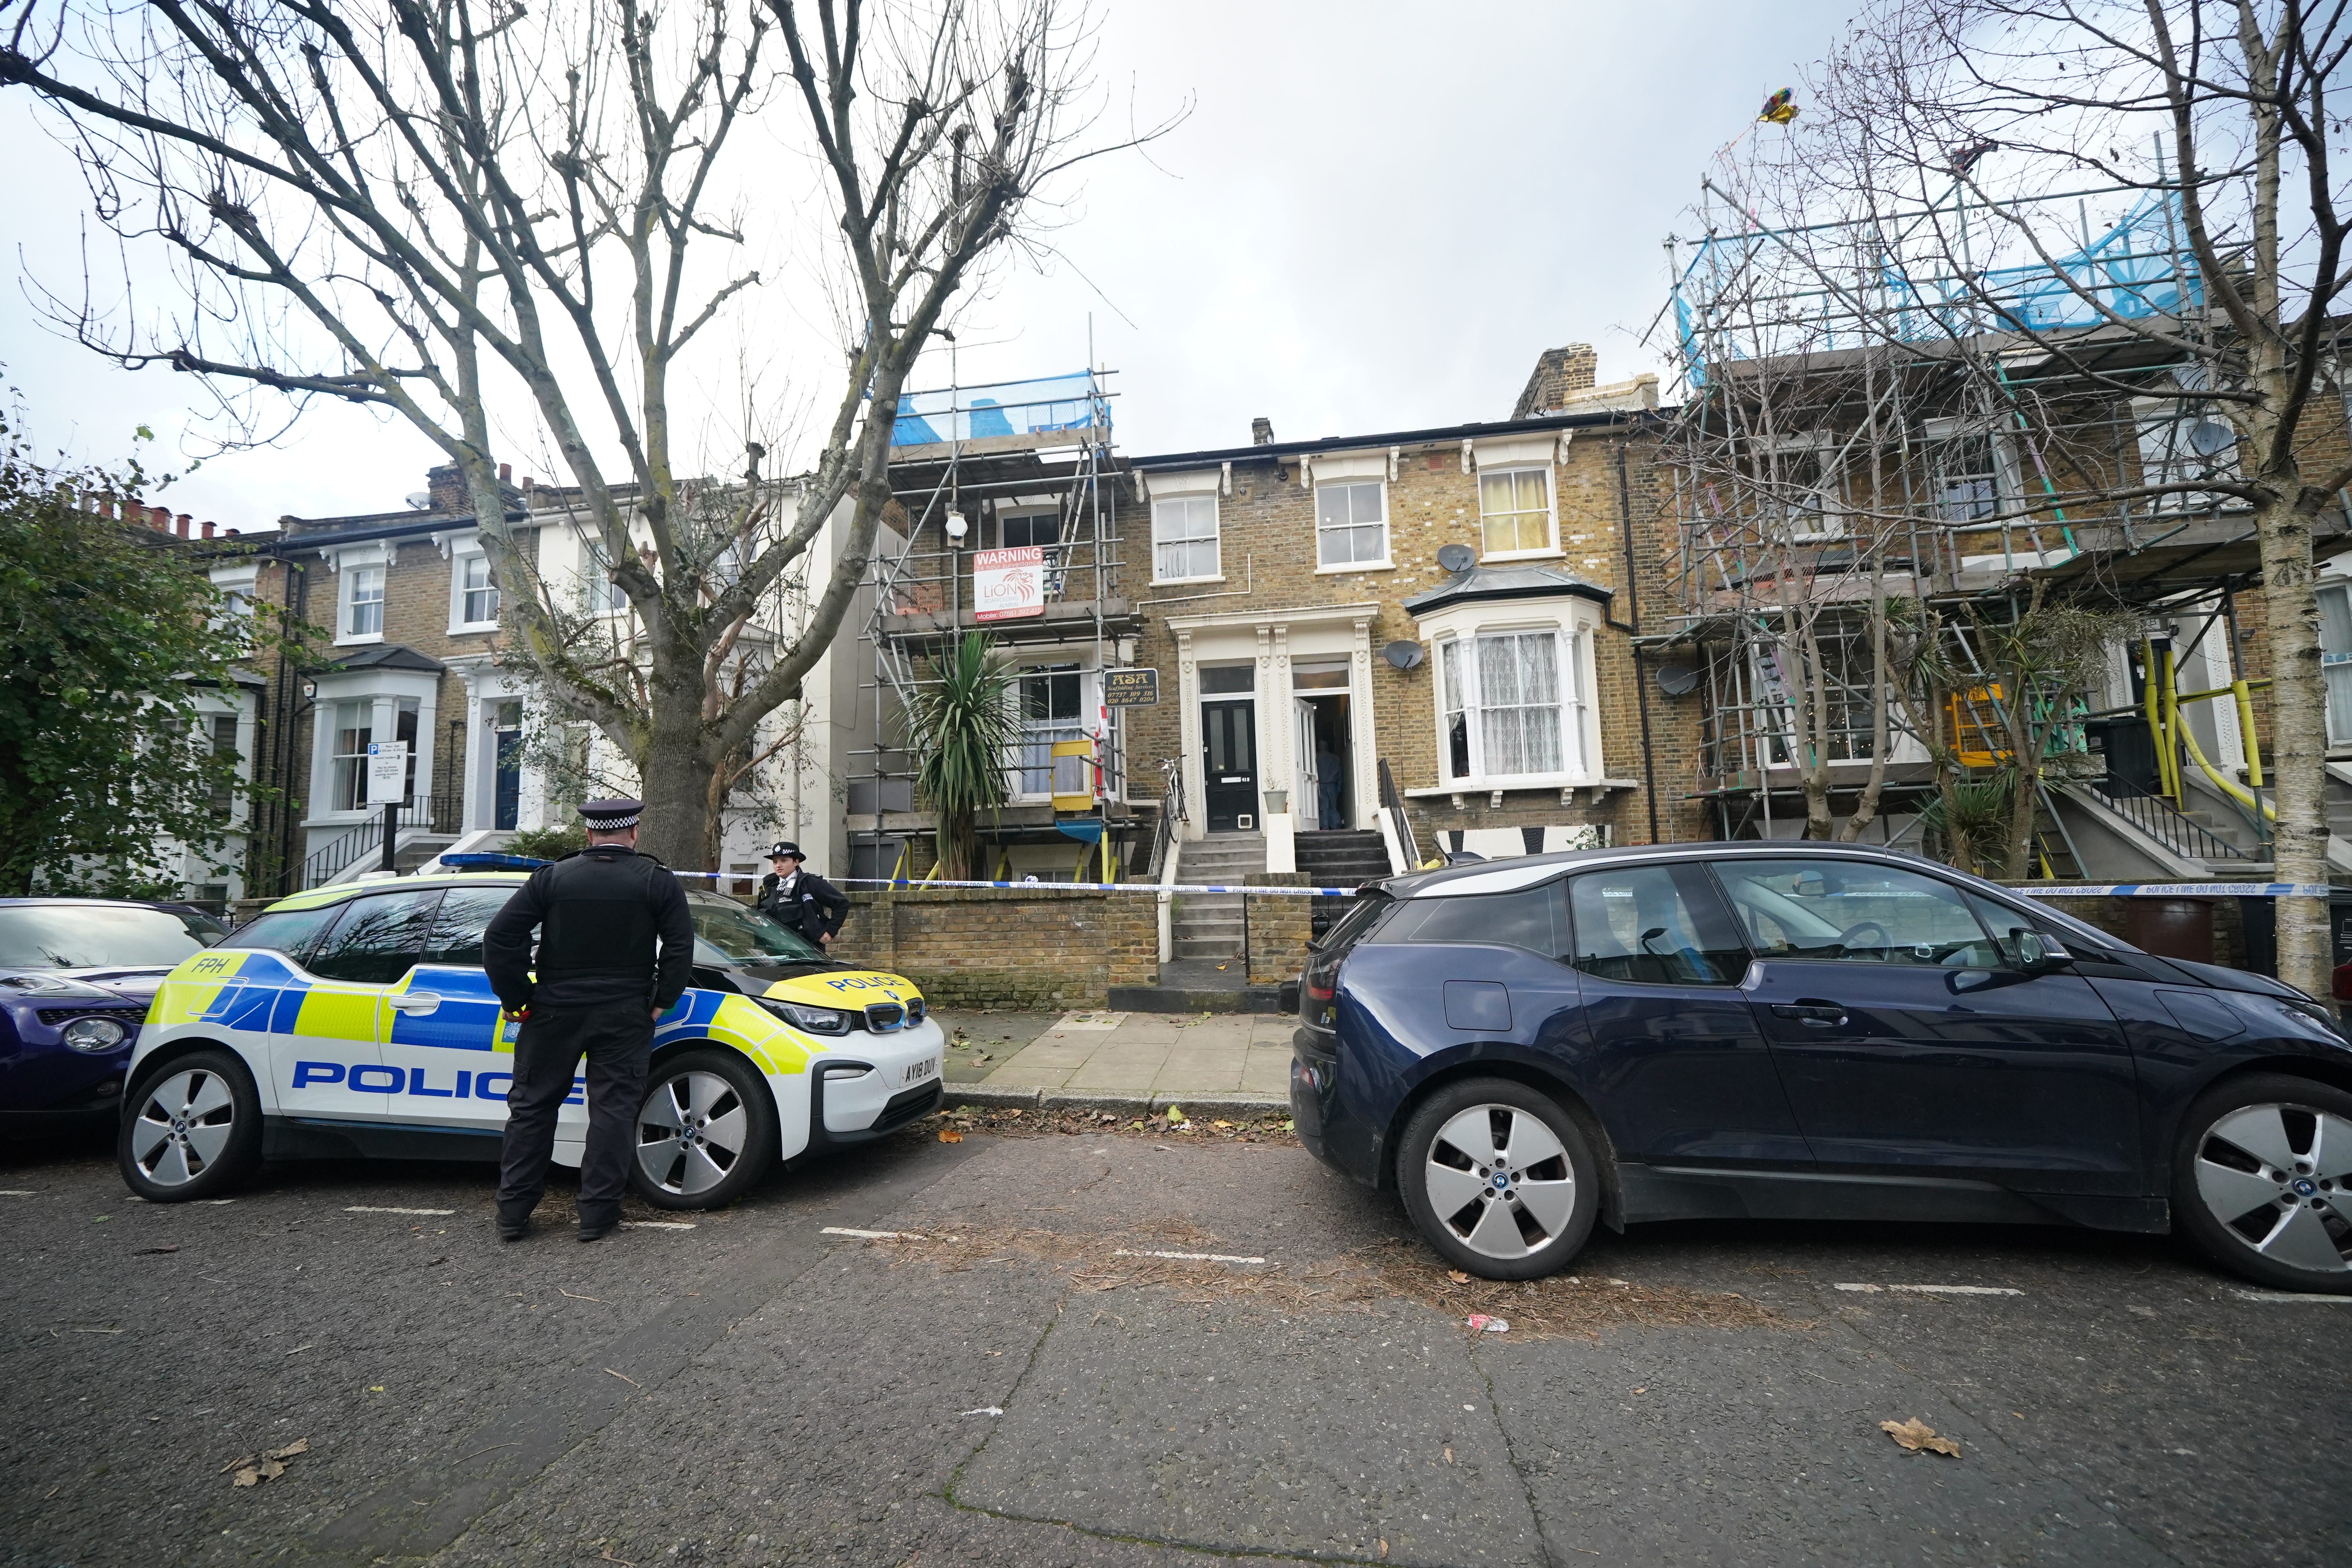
637, 867, 2342, 901
809, 875, 1361, 897
2010, 882, 2334, 899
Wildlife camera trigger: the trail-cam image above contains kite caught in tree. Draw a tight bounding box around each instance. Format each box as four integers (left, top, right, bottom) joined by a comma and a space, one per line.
1758, 88, 1798, 124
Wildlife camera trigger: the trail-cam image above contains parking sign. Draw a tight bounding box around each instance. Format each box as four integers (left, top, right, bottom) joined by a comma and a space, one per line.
365, 742, 409, 806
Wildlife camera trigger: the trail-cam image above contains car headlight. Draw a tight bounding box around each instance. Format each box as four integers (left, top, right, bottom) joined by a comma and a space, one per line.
906, 997, 926, 1023
762, 998, 852, 1035
60, 1015, 129, 1053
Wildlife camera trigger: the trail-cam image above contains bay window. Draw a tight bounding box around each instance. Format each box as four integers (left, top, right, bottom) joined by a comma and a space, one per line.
1439, 629, 1583, 783
2321, 578, 2352, 747
330, 701, 374, 811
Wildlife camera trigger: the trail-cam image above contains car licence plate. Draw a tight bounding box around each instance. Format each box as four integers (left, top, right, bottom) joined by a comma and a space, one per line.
904, 1057, 939, 1085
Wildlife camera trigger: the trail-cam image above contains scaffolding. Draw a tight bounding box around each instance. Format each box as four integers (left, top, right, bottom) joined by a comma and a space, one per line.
847, 366, 1147, 882
1655, 165, 2288, 862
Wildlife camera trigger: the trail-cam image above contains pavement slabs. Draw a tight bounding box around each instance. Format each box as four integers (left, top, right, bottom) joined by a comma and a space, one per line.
968, 1010, 1296, 1109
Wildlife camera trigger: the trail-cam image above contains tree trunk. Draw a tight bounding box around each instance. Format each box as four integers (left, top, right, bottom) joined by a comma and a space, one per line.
638, 650, 719, 871
2255, 495, 2332, 1002
1838, 595, 1891, 843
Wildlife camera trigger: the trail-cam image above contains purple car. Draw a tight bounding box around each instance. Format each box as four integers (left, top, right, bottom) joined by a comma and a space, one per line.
0, 900, 225, 1126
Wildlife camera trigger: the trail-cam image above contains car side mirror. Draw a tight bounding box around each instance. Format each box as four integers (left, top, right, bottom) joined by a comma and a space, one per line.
2010, 927, 2071, 977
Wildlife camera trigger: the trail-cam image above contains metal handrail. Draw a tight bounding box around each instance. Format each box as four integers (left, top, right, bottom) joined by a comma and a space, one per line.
1378, 757, 1423, 871
2082, 778, 2255, 863
1144, 757, 1186, 879
301, 793, 465, 889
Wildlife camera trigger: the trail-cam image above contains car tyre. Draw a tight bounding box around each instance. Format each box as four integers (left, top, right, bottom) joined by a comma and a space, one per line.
630, 1048, 779, 1211
2172, 1072, 2352, 1295
1397, 1076, 1598, 1281
119, 1049, 261, 1203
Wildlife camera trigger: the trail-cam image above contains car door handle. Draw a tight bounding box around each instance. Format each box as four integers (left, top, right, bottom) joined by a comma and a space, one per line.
1771, 1002, 1846, 1026
387, 992, 442, 1015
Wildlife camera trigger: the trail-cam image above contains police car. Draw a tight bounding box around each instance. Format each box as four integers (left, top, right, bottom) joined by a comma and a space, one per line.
119, 865, 945, 1209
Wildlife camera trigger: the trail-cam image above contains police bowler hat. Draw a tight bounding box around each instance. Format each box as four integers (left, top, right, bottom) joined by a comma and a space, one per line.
768, 841, 804, 862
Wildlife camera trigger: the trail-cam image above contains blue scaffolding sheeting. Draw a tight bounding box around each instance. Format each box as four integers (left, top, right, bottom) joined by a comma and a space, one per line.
887, 370, 1107, 448
1674, 190, 2202, 385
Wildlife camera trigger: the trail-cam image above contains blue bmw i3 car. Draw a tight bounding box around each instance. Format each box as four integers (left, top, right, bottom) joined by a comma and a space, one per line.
1288, 843, 2352, 1294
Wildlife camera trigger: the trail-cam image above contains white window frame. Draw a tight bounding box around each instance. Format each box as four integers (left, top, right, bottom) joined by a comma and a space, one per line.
1474, 466, 1557, 561
1750, 430, 1847, 543
449, 543, 500, 633
334, 554, 388, 644
1008, 661, 1097, 801
1920, 416, 2025, 526
2319, 573, 2352, 748
1436, 627, 1586, 786
208, 564, 260, 632
1150, 493, 1221, 584
1313, 478, 1392, 572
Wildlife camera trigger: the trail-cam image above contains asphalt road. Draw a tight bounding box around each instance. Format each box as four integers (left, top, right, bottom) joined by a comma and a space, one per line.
3, 1115, 2347, 1568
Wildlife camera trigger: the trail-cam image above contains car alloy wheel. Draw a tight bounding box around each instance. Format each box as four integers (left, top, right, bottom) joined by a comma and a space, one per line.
118, 1049, 261, 1202
630, 1048, 778, 1210
2175, 1073, 2352, 1294
1399, 1077, 1598, 1281
1425, 1104, 1579, 1261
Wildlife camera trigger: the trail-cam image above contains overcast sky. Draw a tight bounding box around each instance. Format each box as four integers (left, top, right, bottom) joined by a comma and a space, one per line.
0, 0, 1860, 530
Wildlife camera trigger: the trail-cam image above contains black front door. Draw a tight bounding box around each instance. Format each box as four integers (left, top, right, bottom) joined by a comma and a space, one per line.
1203, 699, 1257, 833
1716, 856, 2141, 1196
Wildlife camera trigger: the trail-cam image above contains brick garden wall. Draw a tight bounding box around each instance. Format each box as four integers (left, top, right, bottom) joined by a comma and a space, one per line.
828, 887, 1158, 1008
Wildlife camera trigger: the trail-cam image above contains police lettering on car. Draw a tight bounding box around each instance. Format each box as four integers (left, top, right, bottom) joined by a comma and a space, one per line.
756, 842, 848, 951
482, 799, 693, 1243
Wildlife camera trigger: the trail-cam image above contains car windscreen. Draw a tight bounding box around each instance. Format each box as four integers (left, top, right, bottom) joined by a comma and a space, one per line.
0, 905, 211, 969
686, 895, 824, 964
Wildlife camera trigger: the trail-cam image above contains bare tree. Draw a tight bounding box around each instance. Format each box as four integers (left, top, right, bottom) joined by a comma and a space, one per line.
1, 0, 1163, 869
1809, 0, 2352, 995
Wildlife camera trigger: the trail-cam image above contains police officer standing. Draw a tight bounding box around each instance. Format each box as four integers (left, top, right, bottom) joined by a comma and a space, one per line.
756, 840, 849, 949
483, 799, 695, 1242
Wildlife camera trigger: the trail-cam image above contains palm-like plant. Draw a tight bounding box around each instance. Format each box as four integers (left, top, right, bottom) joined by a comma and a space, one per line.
908, 632, 1018, 880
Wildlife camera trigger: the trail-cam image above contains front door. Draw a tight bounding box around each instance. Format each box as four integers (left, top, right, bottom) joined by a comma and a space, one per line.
1203, 699, 1257, 833
1294, 698, 1318, 824
493, 702, 523, 830
1715, 857, 2141, 1196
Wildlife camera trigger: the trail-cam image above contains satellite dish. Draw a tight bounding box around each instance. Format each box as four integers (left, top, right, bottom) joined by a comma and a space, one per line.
1436, 542, 1476, 574
1383, 640, 1425, 670
1655, 664, 1700, 697
2188, 420, 2236, 458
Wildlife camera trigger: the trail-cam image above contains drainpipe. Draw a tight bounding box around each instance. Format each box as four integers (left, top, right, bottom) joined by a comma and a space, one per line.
1614, 439, 1663, 846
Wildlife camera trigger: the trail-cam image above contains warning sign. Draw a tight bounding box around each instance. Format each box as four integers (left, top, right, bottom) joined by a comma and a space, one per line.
972, 546, 1045, 621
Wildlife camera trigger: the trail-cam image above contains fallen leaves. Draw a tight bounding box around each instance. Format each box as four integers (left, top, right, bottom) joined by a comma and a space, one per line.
1880, 1417, 1961, 1457
223, 1437, 308, 1487
1448, 1270, 1471, 1283
937, 1127, 964, 1143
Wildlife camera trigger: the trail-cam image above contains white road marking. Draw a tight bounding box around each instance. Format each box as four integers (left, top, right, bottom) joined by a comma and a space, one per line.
1114, 1248, 1268, 1265
343, 1206, 456, 1216
0, 1190, 39, 1196
2232, 1290, 2352, 1303
1835, 1283, 2024, 1297
821, 1226, 922, 1240
622, 1221, 696, 1231
960, 1406, 1005, 1416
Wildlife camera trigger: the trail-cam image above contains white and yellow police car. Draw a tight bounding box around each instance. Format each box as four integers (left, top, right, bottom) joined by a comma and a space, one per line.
118, 864, 944, 1208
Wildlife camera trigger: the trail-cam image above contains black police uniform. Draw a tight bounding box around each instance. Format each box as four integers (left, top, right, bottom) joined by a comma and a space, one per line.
482, 806, 694, 1239
756, 842, 849, 946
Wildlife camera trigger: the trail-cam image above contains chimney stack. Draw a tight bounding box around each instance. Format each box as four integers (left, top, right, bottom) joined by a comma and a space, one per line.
497, 461, 511, 483
1510, 344, 1600, 419
1250, 416, 1275, 446
201, 520, 217, 540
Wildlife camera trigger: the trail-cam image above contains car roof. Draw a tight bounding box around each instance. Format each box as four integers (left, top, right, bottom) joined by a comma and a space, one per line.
258, 873, 740, 916
0, 897, 188, 909
1379, 841, 2132, 951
